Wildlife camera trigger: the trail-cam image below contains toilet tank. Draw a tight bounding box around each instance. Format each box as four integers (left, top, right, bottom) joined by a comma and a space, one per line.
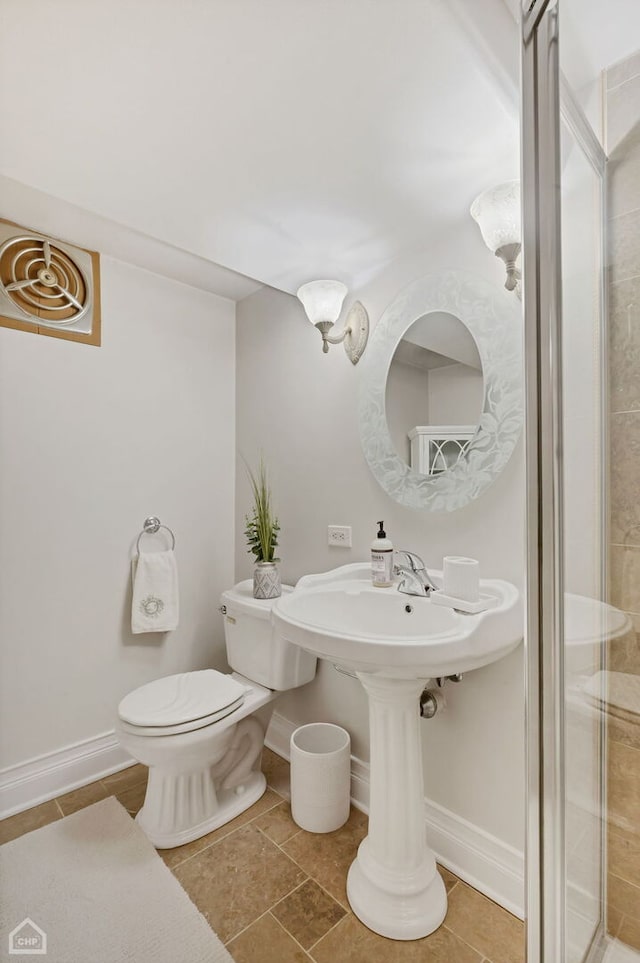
220, 580, 317, 691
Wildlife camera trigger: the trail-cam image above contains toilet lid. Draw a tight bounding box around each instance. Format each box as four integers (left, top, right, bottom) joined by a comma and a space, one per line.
118, 670, 249, 728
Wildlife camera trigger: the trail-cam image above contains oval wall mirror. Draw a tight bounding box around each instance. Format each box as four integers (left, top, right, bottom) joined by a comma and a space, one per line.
385, 311, 483, 475
358, 270, 523, 512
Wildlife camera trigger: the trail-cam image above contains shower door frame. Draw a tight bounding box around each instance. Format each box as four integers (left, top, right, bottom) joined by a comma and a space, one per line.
521, 3, 566, 959
521, 2, 608, 962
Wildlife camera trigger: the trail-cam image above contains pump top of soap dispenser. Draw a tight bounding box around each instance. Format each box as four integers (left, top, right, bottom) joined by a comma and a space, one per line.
377, 521, 387, 539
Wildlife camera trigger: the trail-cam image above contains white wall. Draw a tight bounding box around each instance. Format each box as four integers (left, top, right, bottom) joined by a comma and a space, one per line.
386, 357, 483, 467
0, 255, 236, 769
428, 362, 484, 425
236, 225, 527, 852
385, 360, 429, 464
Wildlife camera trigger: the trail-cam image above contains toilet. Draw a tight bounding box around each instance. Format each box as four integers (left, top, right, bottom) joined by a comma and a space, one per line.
116, 580, 316, 849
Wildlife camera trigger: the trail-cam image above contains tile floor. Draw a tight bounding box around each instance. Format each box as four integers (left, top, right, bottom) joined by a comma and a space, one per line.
0, 748, 525, 963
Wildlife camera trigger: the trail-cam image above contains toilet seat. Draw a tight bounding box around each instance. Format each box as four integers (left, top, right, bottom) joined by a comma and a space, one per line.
118, 670, 249, 737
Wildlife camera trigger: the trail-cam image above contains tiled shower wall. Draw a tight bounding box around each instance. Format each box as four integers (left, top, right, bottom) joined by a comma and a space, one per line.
606, 49, 640, 951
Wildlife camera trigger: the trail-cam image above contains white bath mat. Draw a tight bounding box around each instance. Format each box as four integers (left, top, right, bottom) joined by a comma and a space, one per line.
603, 938, 640, 963
0, 796, 234, 963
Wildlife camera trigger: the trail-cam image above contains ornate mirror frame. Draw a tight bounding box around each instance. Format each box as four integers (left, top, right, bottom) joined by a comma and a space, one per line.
358, 270, 523, 512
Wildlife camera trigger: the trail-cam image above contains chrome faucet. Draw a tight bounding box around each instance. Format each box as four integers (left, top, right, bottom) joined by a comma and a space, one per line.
394, 550, 438, 597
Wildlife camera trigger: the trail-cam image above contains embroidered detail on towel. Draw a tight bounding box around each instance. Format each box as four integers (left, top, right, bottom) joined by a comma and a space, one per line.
140, 595, 165, 618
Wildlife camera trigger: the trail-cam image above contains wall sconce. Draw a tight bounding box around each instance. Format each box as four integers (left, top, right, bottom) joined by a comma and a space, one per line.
470, 181, 521, 297
296, 280, 369, 365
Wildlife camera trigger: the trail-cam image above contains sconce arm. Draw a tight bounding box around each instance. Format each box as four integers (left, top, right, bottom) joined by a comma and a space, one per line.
314, 301, 370, 364
316, 320, 348, 348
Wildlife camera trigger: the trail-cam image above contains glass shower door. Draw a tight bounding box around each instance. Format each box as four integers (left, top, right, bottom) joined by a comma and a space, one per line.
522, 3, 639, 962
522, 3, 608, 960
559, 84, 607, 963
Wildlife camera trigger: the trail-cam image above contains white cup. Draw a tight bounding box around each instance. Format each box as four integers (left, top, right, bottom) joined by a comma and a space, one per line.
443, 556, 480, 603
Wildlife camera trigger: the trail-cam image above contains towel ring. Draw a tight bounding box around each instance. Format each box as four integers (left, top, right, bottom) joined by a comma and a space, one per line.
136, 516, 176, 553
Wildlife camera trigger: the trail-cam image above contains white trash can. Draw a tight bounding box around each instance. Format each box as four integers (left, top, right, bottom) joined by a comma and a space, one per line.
290, 723, 351, 833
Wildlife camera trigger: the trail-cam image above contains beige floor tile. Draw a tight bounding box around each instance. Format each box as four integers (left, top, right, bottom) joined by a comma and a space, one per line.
607, 820, 640, 849
282, 807, 368, 908
443, 881, 524, 963
0, 799, 62, 845
608, 741, 640, 836
609, 830, 640, 889
610, 413, 640, 542
272, 878, 346, 949
227, 912, 312, 962
607, 902, 624, 937
55, 780, 110, 816
255, 799, 300, 845
609, 278, 640, 416
608, 873, 640, 920
608, 715, 640, 753
606, 617, 640, 678
609, 208, 640, 285
174, 822, 306, 943
310, 913, 483, 963
101, 763, 148, 792
262, 746, 291, 798
610, 546, 640, 616
619, 914, 640, 951
114, 781, 148, 817
159, 788, 282, 869
438, 865, 460, 893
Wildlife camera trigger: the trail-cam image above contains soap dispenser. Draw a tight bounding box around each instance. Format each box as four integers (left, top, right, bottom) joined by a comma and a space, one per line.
371, 521, 394, 587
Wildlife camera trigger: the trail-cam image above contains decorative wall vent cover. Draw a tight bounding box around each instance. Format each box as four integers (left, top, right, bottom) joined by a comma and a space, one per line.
0, 219, 101, 345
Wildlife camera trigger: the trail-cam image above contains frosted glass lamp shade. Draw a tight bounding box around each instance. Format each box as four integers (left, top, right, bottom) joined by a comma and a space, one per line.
470, 181, 521, 254
296, 280, 348, 325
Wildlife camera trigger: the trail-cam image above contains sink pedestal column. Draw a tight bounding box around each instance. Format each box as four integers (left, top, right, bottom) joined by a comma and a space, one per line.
347, 673, 447, 940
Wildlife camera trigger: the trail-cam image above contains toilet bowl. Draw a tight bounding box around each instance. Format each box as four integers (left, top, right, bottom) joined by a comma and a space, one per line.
116, 580, 317, 849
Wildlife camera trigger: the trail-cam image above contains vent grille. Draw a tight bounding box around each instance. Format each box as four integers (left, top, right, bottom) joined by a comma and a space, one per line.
0, 220, 100, 344
0, 235, 90, 325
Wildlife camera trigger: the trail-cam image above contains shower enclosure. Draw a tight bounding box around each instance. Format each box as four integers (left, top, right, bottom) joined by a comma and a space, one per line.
522, 2, 639, 962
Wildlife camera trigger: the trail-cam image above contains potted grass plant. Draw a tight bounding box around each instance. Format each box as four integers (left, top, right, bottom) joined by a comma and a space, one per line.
244, 457, 281, 599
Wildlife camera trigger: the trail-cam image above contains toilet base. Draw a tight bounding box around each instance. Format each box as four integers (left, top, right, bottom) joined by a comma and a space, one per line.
136, 770, 267, 849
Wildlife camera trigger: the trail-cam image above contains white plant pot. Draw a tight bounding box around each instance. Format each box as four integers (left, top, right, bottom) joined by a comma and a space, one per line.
253, 561, 281, 599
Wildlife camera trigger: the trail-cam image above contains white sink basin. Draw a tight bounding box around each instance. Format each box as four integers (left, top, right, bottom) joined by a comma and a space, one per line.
273, 563, 522, 678
272, 562, 523, 942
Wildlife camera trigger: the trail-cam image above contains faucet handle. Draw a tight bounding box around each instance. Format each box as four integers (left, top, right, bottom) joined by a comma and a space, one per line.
394, 550, 426, 572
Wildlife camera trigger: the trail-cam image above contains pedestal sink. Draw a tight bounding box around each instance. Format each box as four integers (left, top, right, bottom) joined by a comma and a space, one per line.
272, 563, 523, 941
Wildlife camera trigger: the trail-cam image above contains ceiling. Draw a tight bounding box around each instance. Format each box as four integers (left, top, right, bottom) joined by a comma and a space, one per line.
0, 0, 637, 300
399, 312, 482, 371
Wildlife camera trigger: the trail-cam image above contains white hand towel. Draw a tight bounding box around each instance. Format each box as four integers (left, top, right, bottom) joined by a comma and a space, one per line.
131, 550, 179, 634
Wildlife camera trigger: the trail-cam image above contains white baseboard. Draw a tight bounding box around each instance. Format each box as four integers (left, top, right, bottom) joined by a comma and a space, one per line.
3, 711, 525, 921
0, 732, 134, 819
423, 794, 524, 918
266, 710, 525, 919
